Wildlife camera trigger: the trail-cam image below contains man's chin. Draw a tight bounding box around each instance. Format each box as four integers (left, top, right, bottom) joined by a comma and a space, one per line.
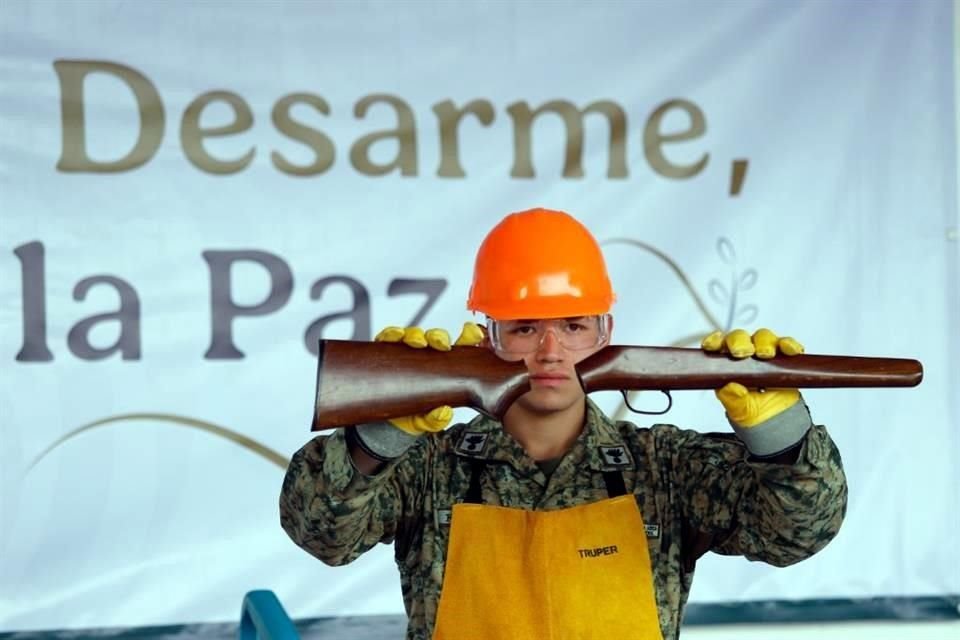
518, 390, 583, 415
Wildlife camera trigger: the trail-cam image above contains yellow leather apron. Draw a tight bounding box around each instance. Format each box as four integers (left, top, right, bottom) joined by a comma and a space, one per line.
432, 463, 663, 640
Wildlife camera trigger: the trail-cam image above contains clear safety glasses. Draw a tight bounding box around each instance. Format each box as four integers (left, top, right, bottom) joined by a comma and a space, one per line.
487, 314, 611, 356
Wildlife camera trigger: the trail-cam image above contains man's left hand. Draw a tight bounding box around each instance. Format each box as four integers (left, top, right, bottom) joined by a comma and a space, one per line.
701, 328, 804, 428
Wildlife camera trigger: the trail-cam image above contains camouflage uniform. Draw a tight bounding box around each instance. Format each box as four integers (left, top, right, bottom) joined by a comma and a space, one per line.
280, 399, 847, 640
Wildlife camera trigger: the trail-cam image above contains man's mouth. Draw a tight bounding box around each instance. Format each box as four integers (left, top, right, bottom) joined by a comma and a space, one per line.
530, 373, 569, 387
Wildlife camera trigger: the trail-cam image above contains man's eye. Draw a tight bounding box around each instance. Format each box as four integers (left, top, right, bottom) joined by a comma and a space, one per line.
566, 323, 588, 333
510, 326, 536, 336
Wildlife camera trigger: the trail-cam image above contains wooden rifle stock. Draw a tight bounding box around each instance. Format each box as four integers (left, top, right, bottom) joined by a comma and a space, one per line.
312, 340, 923, 430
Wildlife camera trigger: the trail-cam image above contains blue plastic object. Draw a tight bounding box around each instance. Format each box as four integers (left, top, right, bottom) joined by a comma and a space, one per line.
239, 590, 301, 640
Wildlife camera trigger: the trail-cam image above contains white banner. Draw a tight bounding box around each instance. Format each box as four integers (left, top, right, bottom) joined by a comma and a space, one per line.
1, 0, 957, 632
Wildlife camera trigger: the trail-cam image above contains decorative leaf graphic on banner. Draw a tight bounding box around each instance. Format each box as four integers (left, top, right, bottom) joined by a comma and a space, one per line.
708, 237, 758, 329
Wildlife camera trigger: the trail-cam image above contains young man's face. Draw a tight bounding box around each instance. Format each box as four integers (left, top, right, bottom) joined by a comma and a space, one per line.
487, 316, 613, 415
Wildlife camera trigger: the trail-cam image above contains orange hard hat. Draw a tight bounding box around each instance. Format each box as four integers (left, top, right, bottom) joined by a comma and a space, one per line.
466, 207, 615, 320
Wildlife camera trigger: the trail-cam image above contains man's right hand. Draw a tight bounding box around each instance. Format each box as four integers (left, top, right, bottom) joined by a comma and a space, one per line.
373, 322, 485, 435
348, 322, 485, 474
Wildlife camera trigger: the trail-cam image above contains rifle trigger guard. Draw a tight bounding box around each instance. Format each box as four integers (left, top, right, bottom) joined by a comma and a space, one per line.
620, 389, 673, 416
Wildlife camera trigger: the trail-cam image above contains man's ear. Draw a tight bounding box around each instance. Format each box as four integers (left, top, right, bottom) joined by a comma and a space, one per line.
604, 314, 615, 346
481, 324, 492, 349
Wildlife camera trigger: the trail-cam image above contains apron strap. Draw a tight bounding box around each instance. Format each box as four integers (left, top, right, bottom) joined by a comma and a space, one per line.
602, 470, 628, 497
465, 459, 485, 504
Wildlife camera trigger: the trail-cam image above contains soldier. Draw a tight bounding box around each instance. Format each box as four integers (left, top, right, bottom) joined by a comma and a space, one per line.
280, 207, 847, 640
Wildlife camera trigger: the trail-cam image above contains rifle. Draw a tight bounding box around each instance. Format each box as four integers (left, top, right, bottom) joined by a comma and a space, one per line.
311, 340, 923, 430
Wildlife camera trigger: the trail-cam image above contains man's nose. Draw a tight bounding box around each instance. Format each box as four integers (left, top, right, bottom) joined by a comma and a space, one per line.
535, 327, 564, 361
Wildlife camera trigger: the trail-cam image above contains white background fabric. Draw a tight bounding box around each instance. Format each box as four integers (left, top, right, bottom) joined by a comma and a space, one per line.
1, 0, 957, 631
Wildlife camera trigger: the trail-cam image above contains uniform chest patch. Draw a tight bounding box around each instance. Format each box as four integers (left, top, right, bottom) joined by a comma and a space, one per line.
455, 431, 489, 456
599, 445, 633, 468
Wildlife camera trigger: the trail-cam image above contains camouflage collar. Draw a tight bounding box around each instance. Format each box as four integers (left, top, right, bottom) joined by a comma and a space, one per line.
450, 399, 633, 472
580, 399, 635, 471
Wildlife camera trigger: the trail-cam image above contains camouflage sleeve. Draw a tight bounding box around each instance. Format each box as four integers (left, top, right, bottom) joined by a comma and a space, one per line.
278, 429, 427, 566
666, 415, 848, 567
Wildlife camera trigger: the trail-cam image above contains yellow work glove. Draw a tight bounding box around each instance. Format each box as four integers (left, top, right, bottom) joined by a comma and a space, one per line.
373, 322, 485, 435
701, 328, 804, 427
